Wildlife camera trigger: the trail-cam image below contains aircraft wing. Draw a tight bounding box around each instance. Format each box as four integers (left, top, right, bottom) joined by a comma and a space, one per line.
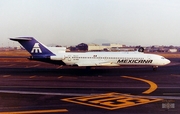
75, 61, 119, 66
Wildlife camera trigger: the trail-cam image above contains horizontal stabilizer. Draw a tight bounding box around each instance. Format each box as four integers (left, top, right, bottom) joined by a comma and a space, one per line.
10, 37, 32, 41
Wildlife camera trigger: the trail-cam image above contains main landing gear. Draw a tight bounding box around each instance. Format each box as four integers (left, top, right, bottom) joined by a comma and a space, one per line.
152, 66, 158, 71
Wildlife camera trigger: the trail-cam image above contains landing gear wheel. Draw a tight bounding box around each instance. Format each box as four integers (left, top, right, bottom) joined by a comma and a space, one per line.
152, 66, 158, 71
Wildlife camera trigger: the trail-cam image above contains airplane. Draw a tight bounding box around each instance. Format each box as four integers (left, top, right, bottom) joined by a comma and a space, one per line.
10, 37, 170, 70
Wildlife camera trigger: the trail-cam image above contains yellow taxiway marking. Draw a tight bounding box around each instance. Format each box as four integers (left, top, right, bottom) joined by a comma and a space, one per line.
32, 64, 40, 67
58, 76, 63, 79
62, 92, 162, 110
29, 76, 36, 78
171, 74, 180, 77
0, 64, 15, 67
1, 109, 68, 114
56, 66, 63, 69
62, 76, 160, 110
26, 64, 40, 68
8, 64, 15, 66
122, 76, 157, 94
3, 75, 11, 78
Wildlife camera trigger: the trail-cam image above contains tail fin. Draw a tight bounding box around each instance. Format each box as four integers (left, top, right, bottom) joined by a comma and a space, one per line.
10, 37, 55, 57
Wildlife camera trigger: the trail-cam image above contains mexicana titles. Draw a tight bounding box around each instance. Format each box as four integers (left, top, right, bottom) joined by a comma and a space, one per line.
117, 59, 153, 64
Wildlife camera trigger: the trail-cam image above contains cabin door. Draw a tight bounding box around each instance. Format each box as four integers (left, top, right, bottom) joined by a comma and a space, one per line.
68, 55, 71, 61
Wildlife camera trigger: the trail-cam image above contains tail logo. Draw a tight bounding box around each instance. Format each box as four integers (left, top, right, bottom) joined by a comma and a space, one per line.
31, 43, 42, 53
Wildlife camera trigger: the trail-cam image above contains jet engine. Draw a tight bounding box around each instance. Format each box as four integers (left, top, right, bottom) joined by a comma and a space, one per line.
138, 47, 144, 52
50, 55, 65, 60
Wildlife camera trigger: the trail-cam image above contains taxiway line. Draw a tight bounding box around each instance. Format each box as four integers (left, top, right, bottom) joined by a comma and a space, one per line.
0, 90, 91, 96
122, 76, 157, 94
58, 76, 63, 79
26, 64, 40, 68
171, 74, 180, 77
0, 109, 68, 114
29, 76, 36, 78
2, 75, 11, 78
0, 64, 15, 67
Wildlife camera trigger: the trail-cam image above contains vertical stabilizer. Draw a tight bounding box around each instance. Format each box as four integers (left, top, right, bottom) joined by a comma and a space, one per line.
10, 37, 55, 57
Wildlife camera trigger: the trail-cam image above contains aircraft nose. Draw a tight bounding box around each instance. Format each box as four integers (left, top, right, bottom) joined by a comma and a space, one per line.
165, 59, 171, 65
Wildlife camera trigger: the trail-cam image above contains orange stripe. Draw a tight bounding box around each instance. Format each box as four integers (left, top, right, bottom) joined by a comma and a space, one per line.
1, 109, 68, 114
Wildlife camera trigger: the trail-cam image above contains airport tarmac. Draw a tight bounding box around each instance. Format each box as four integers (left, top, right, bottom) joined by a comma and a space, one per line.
0, 57, 180, 114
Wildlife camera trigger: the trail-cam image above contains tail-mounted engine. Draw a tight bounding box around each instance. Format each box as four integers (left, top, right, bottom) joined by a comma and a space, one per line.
50, 55, 65, 60
138, 47, 144, 52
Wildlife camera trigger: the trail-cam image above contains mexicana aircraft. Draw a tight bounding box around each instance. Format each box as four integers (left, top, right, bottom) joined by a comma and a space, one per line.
10, 37, 170, 70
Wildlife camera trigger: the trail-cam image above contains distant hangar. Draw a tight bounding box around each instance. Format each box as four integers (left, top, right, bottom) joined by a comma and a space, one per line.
75, 43, 135, 51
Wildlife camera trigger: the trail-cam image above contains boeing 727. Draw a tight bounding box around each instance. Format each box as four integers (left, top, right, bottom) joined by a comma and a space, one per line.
10, 37, 170, 70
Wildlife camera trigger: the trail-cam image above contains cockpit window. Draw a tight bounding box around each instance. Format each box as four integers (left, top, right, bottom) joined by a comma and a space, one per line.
161, 57, 165, 59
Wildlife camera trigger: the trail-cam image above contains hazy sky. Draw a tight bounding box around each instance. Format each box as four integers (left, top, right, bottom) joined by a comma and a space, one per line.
1, 0, 180, 47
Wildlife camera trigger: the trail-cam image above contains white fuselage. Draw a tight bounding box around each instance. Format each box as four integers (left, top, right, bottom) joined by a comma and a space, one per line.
9, 37, 171, 69
52, 51, 170, 67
